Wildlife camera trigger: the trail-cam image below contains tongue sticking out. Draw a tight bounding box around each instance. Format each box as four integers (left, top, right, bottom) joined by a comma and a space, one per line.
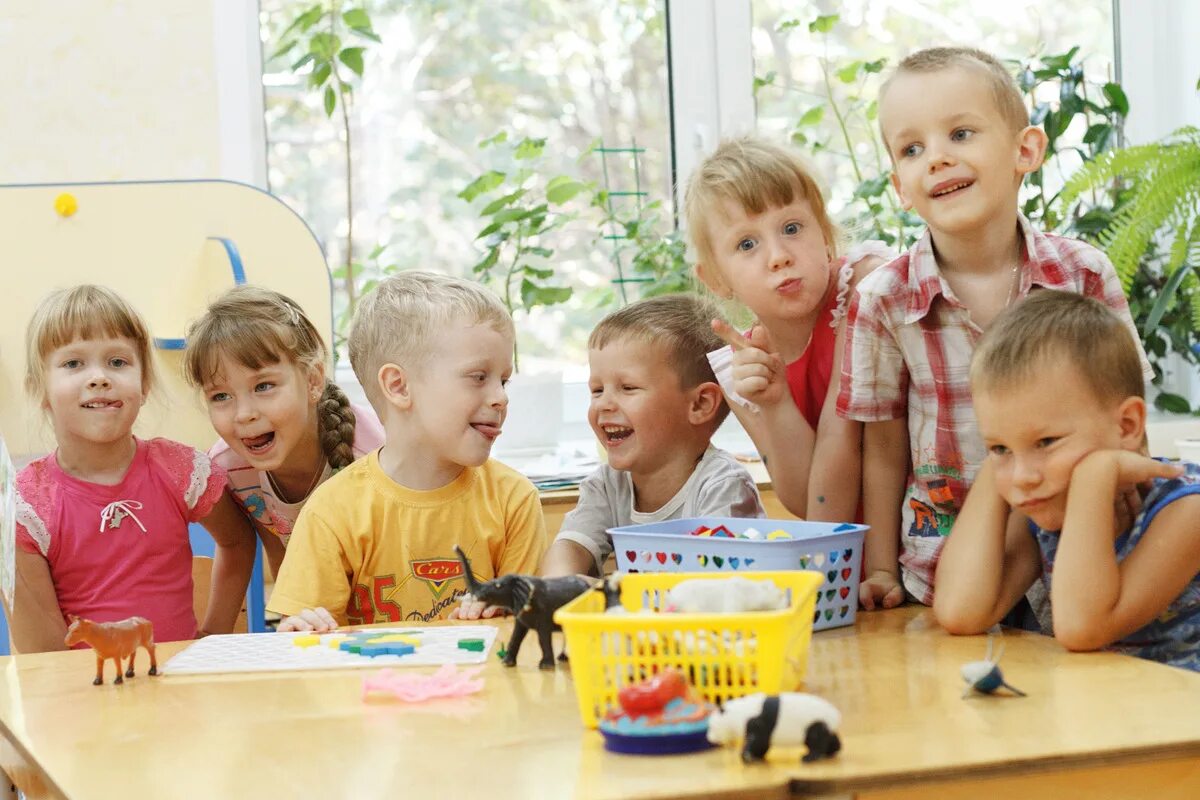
244, 433, 274, 452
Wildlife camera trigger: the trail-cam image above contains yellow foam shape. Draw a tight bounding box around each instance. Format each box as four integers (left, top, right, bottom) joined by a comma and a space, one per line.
293, 635, 320, 648
326, 636, 349, 649
766, 530, 793, 540
365, 634, 422, 645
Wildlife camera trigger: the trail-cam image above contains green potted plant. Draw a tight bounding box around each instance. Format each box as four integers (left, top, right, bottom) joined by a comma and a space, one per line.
459, 131, 589, 453
1059, 126, 1200, 414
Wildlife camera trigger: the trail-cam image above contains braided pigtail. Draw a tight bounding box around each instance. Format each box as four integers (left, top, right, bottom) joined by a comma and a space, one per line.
317, 379, 357, 470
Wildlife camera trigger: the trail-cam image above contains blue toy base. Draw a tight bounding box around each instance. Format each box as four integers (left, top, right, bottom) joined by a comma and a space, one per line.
599, 727, 715, 755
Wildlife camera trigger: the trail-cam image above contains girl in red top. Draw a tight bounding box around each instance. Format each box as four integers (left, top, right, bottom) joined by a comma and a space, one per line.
12, 286, 255, 652
686, 136, 894, 521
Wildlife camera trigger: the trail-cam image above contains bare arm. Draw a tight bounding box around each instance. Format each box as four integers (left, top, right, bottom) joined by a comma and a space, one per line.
807, 256, 887, 522
934, 459, 1042, 633
726, 396, 815, 518
10, 550, 68, 653
1051, 452, 1196, 651
198, 491, 257, 634
541, 539, 598, 578
859, 418, 909, 610
711, 321, 815, 517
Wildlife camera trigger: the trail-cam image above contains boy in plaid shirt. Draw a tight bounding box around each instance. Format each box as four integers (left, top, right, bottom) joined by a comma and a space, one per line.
838, 47, 1150, 610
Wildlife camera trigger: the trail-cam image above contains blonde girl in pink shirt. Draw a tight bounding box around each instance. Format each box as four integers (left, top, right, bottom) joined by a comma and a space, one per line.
12, 286, 256, 652
183, 286, 384, 578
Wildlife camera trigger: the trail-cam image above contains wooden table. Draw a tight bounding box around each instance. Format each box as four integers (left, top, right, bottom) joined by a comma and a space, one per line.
2, 607, 1199, 800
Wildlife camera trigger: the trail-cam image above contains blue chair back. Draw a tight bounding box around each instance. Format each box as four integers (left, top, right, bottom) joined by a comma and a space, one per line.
189, 523, 267, 633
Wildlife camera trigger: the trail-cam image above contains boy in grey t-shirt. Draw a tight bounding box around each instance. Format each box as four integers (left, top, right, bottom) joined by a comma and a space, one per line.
541, 295, 764, 577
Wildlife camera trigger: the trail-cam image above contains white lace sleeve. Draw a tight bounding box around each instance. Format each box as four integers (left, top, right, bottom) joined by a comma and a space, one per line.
185, 450, 212, 511
15, 494, 50, 557
830, 240, 897, 328
707, 345, 760, 413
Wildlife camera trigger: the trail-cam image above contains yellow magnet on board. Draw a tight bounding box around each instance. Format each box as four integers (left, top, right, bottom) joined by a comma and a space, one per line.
54, 193, 78, 218
293, 634, 320, 648
766, 529, 793, 540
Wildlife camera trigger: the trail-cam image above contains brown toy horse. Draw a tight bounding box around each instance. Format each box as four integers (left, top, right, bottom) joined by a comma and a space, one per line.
64, 615, 158, 686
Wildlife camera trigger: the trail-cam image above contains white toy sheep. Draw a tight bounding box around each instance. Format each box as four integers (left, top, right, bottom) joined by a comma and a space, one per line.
664, 577, 788, 614
707, 692, 842, 763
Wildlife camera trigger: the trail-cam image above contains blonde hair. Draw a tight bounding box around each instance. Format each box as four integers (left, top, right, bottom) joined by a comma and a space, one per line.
348, 271, 513, 411
684, 136, 838, 280
183, 285, 357, 470
589, 293, 730, 426
881, 46, 1030, 135
25, 285, 155, 402
971, 290, 1144, 405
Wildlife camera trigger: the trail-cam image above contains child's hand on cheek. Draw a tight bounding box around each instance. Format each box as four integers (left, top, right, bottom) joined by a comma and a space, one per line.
712, 320, 788, 408
1077, 450, 1186, 487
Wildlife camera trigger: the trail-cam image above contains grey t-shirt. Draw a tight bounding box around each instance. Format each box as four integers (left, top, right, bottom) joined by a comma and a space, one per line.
555, 446, 765, 573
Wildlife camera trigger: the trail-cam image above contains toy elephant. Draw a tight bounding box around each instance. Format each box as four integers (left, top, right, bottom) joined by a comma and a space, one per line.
454, 546, 592, 669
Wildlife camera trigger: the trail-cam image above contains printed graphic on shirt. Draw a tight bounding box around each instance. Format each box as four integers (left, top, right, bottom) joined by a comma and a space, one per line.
908, 498, 953, 538
347, 574, 404, 625
409, 557, 464, 599
345, 560, 471, 626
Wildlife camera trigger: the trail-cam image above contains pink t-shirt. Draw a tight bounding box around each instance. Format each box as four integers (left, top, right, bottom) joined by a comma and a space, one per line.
208, 401, 385, 546
14, 438, 227, 644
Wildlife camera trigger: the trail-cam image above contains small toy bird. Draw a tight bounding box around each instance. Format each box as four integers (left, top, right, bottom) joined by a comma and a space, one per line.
961, 632, 1026, 698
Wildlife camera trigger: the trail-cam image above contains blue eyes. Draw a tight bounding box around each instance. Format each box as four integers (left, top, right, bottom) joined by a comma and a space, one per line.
736, 222, 802, 252
899, 129, 975, 158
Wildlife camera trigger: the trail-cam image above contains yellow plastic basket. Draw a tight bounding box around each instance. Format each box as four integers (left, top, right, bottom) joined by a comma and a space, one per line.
553, 571, 824, 728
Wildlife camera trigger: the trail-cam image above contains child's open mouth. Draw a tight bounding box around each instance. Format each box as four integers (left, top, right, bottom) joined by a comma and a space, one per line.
242, 432, 275, 454
81, 400, 122, 409
930, 179, 974, 199
602, 425, 634, 446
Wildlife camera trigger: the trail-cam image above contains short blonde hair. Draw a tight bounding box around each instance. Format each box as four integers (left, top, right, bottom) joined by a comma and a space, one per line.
25, 285, 155, 402
589, 293, 730, 426
881, 46, 1030, 135
348, 271, 513, 410
684, 136, 838, 278
971, 290, 1144, 405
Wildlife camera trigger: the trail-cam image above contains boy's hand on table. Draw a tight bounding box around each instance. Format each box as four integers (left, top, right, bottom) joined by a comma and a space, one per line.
449, 594, 509, 620
277, 607, 338, 632
859, 569, 904, 611
712, 320, 788, 407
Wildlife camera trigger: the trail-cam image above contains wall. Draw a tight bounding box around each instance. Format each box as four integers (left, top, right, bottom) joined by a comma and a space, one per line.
0, 0, 265, 186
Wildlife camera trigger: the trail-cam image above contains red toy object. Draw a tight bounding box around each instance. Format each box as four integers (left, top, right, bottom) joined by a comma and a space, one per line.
688, 525, 711, 537
64, 615, 158, 686
600, 668, 714, 755
617, 668, 689, 715
710, 525, 736, 538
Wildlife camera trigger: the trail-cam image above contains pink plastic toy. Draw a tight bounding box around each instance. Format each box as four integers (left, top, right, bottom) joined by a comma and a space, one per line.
362, 664, 485, 703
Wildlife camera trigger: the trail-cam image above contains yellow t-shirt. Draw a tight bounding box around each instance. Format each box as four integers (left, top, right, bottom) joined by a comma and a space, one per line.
267, 451, 547, 624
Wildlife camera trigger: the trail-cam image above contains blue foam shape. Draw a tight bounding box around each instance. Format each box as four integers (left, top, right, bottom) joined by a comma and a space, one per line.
387, 644, 416, 656
358, 644, 391, 658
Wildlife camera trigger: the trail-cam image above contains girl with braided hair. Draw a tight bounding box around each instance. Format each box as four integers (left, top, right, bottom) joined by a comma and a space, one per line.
184, 286, 384, 576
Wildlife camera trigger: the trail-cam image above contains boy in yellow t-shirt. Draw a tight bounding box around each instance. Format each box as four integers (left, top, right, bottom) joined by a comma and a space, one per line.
271, 272, 547, 630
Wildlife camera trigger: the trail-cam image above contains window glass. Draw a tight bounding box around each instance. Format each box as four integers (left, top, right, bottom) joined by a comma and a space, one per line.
261, 1, 673, 374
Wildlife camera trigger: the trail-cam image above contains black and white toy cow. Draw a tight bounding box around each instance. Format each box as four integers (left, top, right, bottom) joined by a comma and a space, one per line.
707, 692, 842, 764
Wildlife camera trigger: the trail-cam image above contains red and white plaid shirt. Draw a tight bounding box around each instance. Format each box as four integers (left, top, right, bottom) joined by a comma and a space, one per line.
837, 216, 1151, 604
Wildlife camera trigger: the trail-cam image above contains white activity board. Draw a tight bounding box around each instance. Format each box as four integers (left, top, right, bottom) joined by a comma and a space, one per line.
162, 626, 499, 675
